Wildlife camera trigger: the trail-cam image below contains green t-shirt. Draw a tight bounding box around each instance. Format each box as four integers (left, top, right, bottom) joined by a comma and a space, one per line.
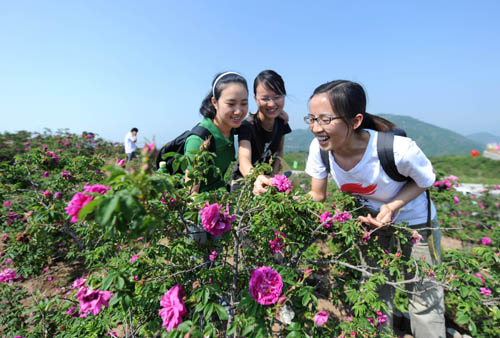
184, 117, 235, 192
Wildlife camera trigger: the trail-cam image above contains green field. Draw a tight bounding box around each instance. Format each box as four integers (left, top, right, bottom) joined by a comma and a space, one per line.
283, 152, 500, 185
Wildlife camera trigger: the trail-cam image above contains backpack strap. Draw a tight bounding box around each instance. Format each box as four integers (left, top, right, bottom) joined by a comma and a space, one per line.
377, 131, 407, 182
377, 130, 432, 228
190, 125, 216, 153
320, 150, 330, 176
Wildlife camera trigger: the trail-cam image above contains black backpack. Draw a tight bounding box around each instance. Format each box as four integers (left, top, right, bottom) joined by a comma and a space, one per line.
156, 125, 216, 174
320, 128, 431, 226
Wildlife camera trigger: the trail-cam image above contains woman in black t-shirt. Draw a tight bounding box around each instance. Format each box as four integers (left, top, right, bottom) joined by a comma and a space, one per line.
231, 70, 291, 190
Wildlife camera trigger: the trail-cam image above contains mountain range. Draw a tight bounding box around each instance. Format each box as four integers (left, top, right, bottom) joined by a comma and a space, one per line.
284, 114, 499, 157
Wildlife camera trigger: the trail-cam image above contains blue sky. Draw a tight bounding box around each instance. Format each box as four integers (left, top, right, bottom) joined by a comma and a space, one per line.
1, 1, 499, 147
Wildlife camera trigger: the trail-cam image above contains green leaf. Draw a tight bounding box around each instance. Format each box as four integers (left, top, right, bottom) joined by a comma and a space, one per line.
102, 273, 115, 290
286, 331, 302, 338
116, 276, 125, 289
455, 311, 470, 325
242, 324, 255, 336
214, 303, 228, 320
203, 287, 210, 305
109, 293, 119, 307
176, 320, 193, 333
100, 195, 119, 226
204, 302, 214, 319
78, 198, 101, 220
287, 322, 301, 331
302, 292, 311, 307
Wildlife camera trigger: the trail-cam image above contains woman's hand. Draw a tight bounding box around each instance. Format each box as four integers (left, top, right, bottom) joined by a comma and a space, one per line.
358, 204, 394, 228
253, 175, 273, 195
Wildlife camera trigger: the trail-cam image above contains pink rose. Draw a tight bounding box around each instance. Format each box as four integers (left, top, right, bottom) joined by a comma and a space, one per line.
209, 250, 218, 262
249, 266, 283, 306
3, 201, 12, 208
334, 210, 352, 223
481, 237, 492, 246
314, 311, 329, 326
72, 277, 87, 289
269, 231, 285, 254
75, 287, 113, 317
362, 230, 371, 243
475, 272, 485, 284
0, 268, 23, 283
142, 142, 156, 156
320, 212, 333, 228
65, 306, 76, 316
129, 254, 139, 262
411, 230, 423, 244
446, 175, 458, 181
116, 159, 125, 167
376, 311, 387, 326
42, 171, 50, 177
61, 170, 72, 180
8, 212, 18, 221
42, 190, 51, 198
46, 151, 59, 163
161, 193, 177, 207
158, 285, 187, 331
479, 287, 492, 297
453, 196, 460, 205
271, 174, 292, 193
65, 184, 110, 223
199, 203, 235, 236
54, 192, 63, 200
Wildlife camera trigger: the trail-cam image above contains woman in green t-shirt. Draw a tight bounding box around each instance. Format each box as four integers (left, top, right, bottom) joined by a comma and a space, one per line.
185, 72, 249, 193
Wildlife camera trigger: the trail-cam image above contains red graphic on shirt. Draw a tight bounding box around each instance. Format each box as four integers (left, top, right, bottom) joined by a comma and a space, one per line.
340, 183, 377, 195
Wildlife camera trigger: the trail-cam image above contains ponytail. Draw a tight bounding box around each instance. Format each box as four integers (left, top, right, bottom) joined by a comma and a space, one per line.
199, 92, 216, 119
360, 112, 396, 132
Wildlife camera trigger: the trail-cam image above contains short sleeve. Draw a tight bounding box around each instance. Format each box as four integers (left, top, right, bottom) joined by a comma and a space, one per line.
394, 136, 435, 188
184, 135, 203, 158
281, 119, 292, 135
305, 138, 328, 179
237, 121, 253, 142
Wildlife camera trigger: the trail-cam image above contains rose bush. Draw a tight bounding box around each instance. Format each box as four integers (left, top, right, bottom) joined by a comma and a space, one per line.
0, 130, 498, 337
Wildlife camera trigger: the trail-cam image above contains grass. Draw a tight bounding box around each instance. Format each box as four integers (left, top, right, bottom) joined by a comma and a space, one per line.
430, 155, 500, 184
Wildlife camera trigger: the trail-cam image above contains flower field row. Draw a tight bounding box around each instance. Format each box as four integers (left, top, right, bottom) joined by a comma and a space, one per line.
0, 130, 498, 337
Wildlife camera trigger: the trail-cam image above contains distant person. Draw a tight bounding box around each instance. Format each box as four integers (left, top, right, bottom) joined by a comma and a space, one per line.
254, 80, 445, 338
124, 127, 138, 161
185, 72, 249, 193
231, 70, 291, 192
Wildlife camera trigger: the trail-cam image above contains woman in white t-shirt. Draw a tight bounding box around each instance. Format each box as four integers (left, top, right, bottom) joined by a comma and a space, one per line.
253, 80, 445, 338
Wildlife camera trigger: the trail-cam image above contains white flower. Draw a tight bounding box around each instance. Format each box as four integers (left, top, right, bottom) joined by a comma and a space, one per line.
279, 305, 295, 325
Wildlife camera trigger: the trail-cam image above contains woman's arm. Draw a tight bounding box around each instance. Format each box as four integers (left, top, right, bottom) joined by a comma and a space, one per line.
238, 140, 254, 177
359, 180, 426, 228
308, 177, 328, 202
272, 136, 285, 174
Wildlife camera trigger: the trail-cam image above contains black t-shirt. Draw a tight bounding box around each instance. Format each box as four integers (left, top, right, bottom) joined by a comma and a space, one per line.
233, 113, 292, 178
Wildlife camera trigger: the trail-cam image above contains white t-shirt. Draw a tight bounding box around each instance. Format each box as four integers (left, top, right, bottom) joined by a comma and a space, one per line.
305, 129, 436, 226
124, 132, 137, 153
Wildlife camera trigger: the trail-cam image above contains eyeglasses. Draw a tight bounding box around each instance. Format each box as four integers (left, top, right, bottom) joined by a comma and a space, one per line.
256, 95, 284, 103
304, 115, 343, 125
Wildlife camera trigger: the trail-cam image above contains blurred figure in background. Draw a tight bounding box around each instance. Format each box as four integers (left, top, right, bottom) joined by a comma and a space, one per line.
124, 127, 138, 161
